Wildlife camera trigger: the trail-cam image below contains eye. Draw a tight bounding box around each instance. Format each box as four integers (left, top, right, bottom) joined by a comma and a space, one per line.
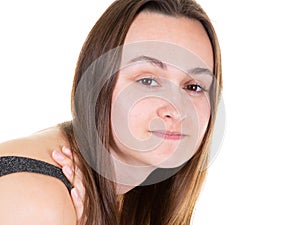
137, 77, 159, 87
184, 84, 205, 95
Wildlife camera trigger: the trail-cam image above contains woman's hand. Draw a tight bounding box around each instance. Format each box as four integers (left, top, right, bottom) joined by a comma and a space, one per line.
52, 147, 85, 223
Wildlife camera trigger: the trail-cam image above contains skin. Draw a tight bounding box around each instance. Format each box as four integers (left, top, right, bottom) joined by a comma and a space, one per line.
0, 12, 214, 223
0, 128, 77, 224
110, 12, 213, 170
57, 11, 214, 212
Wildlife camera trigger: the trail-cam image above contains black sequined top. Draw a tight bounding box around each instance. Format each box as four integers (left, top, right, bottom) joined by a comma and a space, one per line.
0, 156, 72, 192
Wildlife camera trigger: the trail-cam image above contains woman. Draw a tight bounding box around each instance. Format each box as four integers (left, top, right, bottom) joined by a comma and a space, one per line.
0, 0, 222, 224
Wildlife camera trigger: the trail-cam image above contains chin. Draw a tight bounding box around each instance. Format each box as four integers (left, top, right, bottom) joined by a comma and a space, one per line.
156, 157, 190, 169
147, 150, 191, 169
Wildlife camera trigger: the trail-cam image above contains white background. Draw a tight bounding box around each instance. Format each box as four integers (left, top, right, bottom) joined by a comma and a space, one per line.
0, 1, 299, 224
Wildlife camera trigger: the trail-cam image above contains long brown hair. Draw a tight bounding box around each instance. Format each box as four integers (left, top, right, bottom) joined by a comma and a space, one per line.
59, 0, 222, 224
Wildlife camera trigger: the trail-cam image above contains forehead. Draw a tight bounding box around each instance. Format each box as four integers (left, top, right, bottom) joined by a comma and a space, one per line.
120, 42, 212, 75
124, 12, 214, 70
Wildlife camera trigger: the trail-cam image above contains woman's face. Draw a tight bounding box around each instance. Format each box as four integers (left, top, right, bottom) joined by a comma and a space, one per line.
110, 12, 214, 168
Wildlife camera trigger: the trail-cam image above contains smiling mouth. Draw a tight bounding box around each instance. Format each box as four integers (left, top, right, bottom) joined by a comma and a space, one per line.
150, 130, 187, 140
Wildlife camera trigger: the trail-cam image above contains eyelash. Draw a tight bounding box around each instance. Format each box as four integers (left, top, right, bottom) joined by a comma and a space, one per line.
136, 77, 206, 95
183, 84, 205, 95
137, 77, 159, 87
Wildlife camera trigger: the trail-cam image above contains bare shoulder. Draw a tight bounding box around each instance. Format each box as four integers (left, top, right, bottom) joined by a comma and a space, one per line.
0, 127, 76, 224
0, 172, 76, 224
0, 126, 70, 165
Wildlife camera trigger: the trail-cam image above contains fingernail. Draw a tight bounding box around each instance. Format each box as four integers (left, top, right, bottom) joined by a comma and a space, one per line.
53, 150, 65, 161
62, 146, 72, 155
63, 166, 73, 178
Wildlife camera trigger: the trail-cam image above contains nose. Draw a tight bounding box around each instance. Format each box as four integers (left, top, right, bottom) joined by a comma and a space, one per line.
157, 102, 185, 122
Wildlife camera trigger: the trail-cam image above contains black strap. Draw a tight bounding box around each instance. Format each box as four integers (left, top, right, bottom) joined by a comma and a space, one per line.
0, 156, 72, 192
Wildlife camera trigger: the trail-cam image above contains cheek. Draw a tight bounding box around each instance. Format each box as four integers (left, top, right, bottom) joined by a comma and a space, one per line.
198, 101, 211, 126
193, 95, 211, 140
127, 100, 155, 139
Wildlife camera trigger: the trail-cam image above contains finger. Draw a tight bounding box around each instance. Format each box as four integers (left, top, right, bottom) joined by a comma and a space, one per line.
62, 165, 74, 181
52, 150, 73, 168
62, 146, 73, 158
62, 146, 81, 171
73, 168, 85, 199
71, 188, 84, 221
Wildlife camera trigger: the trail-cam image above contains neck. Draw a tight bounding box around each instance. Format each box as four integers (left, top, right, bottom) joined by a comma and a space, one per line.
111, 153, 156, 194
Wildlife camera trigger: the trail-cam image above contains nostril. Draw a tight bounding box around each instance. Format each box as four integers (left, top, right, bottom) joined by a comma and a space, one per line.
157, 103, 184, 121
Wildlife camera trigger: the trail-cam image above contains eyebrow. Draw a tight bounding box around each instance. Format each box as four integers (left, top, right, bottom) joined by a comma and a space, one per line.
128, 55, 167, 70
127, 55, 214, 77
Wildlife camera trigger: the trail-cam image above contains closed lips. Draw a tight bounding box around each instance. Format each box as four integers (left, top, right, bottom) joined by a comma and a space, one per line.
150, 130, 187, 140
